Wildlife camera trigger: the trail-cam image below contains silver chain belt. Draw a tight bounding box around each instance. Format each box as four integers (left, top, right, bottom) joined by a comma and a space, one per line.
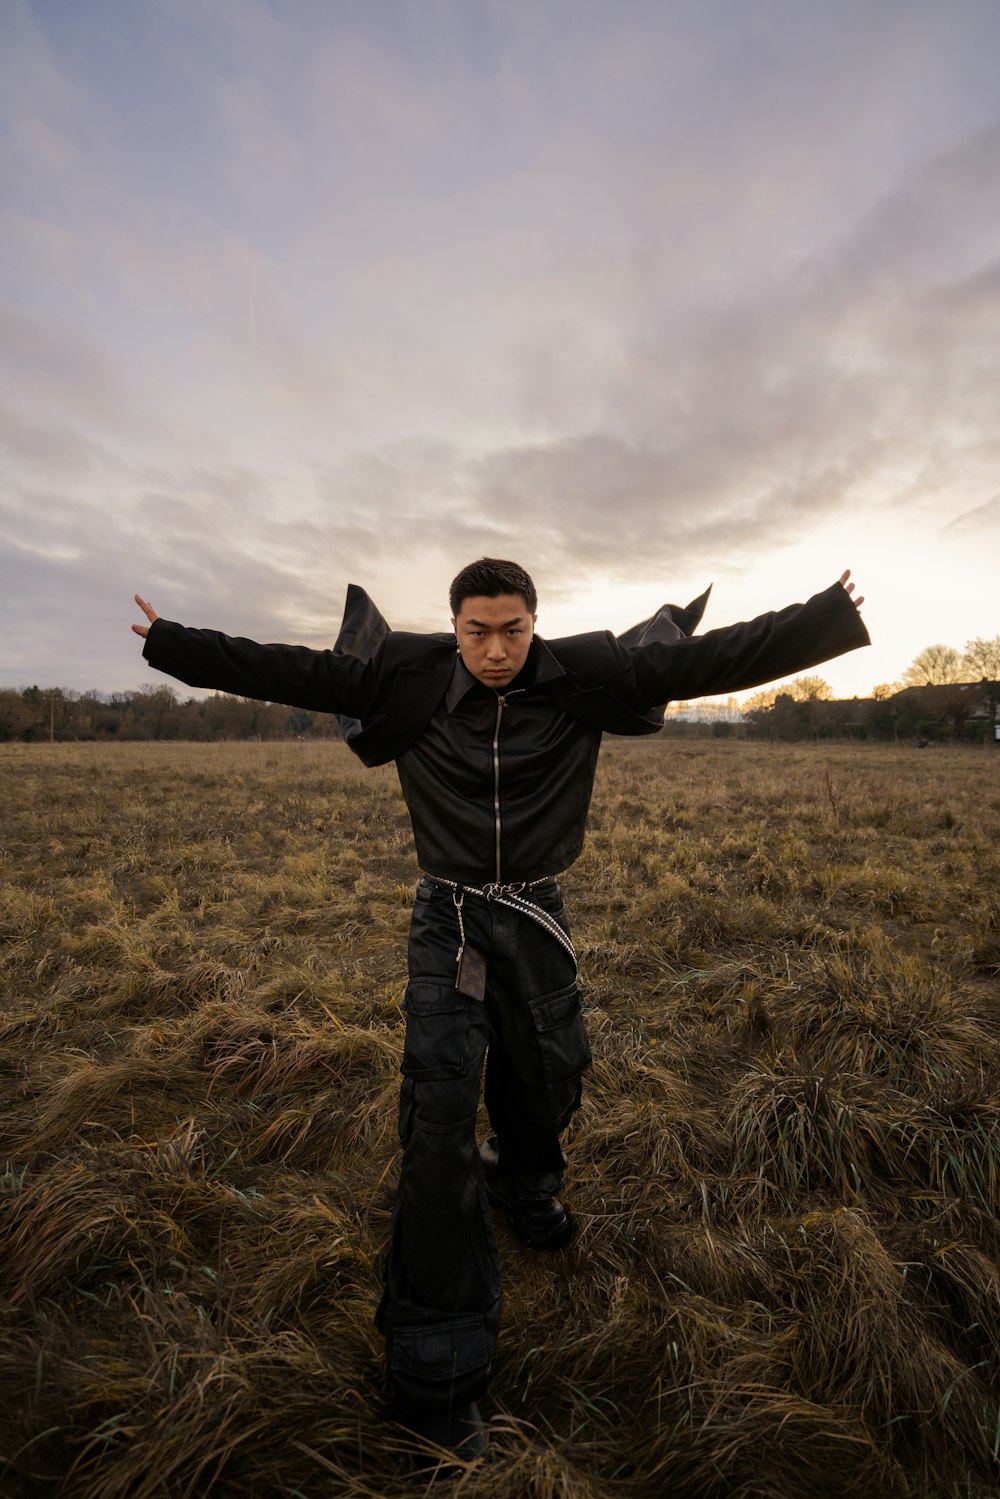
420, 873, 577, 969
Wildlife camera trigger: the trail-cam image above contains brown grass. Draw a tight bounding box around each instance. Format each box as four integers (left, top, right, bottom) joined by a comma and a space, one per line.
1, 738, 999, 1496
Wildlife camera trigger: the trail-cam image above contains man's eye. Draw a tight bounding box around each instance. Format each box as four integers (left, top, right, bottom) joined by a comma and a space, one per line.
508, 629, 522, 637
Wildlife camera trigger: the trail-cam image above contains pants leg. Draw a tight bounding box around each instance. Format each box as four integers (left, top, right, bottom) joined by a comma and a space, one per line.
380, 881, 500, 1413
483, 882, 591, 1193
379, 878, 592, 1413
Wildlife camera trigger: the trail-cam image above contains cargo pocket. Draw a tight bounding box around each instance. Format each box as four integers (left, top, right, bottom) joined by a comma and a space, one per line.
396, 1077, 414, 1148
401, 979, 469, 1080
528, 982, 592, 1086
391, 1314, 490, 1388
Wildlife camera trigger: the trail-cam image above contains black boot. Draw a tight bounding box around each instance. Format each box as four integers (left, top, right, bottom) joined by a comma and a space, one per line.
480, 1136, 574, 1250
399, 1398, 487, 1467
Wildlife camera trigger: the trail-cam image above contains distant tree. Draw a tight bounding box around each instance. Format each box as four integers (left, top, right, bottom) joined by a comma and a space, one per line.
744, 692, 797, 740
932, 684, 979, 742
0, 683, 342, 742
903, 644, 964, 686
867, 691, 925, 743
0, 689, 35, 740
793, 675, 832, 701
741, 686, 778, 712
199, 691, 259, 740
74, 690, 110, 737
962, 635, 1000, 746
941, 686, 977, 740
769, 692, 810, 740
962, 635, 1000, 679
128, 685, 179, 740
289, 709, 315, 735
18, 687, 73, 742
743, 675, 832, 715
105, 692, 136, 736
871, 682, 902, 701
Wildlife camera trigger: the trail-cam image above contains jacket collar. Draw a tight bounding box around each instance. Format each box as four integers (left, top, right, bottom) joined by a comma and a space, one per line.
444, 636, 566, 713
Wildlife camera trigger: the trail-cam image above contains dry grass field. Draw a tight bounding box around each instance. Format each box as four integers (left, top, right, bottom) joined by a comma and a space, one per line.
2, 738, 999, 1499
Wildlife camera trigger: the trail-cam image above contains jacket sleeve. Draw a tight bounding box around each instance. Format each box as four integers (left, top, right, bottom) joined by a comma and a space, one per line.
142, 618, 373, 716
626, 581, 871, 706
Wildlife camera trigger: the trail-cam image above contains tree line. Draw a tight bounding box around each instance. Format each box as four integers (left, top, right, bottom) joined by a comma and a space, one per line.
713, 633, 1000, 745
731, 683, 995, 745
3, 634, 998, 745
0, 685, 343, 743
664, 634, 1000, 745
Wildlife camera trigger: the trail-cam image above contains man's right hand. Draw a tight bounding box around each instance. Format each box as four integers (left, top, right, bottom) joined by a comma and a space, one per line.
132, 595, 159, 640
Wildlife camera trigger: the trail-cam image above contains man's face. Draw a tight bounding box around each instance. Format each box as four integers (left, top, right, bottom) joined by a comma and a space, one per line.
452, 593, 537, 689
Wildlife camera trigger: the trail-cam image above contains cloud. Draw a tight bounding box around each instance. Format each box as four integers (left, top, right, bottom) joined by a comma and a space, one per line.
3, 0, 1000, 688
944, 496, 1000, 536
0, 477, 356, 691
0, 299, 132, 430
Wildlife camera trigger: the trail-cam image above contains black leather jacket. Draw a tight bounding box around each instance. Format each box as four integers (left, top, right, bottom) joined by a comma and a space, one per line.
394, 646, 605, 883
143, 581, 869, 883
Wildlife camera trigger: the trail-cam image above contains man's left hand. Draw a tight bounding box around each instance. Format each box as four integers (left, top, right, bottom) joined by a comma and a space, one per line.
838, 570, 865, 608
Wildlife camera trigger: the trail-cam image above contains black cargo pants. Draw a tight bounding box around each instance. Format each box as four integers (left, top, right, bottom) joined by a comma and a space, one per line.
378, 875, 592, 1413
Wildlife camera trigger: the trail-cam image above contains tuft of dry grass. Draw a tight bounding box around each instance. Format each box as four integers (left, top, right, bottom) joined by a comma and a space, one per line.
1, 738, 1000, 1496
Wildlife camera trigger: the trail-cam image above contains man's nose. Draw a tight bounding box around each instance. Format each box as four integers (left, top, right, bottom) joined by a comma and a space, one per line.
486, 635, 507, 659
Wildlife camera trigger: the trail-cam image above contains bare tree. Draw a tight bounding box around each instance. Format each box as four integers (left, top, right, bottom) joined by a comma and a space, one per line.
962, 635, 1000, 746
792, 675, 833, 701
743, 675, 832, 712
962, 636, 1000, 680
902, 644, 964, 686
0, 689, 35, 741
128, 685, 179, 740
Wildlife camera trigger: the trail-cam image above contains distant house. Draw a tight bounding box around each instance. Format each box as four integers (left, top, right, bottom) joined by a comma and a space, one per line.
885, 681, 999, 743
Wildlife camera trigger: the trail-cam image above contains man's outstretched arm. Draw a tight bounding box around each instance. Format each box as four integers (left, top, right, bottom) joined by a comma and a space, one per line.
627, 572, 870, 707
131, 594, 371, 717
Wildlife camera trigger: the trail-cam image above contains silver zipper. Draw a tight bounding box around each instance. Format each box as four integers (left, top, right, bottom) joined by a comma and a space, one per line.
492, 690, 523, 883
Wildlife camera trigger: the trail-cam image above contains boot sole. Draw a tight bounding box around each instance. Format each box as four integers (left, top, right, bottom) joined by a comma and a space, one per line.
485, 1183, 574, 1250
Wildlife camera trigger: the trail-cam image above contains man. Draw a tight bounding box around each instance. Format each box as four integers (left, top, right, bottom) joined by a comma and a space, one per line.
132, 558, 868, 1461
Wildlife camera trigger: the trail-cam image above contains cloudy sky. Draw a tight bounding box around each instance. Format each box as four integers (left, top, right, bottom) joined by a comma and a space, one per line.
2, 0, 999, 702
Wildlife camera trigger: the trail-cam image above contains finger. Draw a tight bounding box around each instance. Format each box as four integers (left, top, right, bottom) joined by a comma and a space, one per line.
134, 593, 158, 623
838, 569, 851, 588
853, 595, 865, 608
131, 623, 149, 638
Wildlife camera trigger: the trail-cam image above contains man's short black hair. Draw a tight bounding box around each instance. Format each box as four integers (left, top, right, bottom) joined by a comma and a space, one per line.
449, 558, 538, 617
